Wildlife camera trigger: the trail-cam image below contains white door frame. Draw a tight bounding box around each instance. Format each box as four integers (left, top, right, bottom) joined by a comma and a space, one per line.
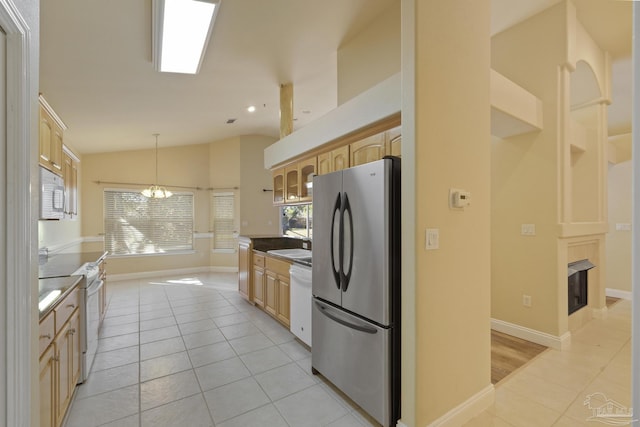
0, 0, 33, 426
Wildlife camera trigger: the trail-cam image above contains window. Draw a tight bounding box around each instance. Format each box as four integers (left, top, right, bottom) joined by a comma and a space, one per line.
281, 204, 312, 239
104, 189, 194, 256
211, 192, 237, 250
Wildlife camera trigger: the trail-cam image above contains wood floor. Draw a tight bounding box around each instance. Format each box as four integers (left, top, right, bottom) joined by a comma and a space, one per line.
491, 330, 547, 384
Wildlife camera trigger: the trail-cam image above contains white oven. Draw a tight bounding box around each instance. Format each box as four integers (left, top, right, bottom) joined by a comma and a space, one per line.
73, 263, 103, 382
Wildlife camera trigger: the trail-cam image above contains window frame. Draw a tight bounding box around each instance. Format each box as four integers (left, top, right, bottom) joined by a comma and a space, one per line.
103, 188, 195, 257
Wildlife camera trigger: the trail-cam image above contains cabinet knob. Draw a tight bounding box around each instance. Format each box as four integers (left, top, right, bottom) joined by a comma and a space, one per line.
53, 356, 60, 362
67, 304, 75, 309
68, 328, 76, 335
40, 334, 51, 340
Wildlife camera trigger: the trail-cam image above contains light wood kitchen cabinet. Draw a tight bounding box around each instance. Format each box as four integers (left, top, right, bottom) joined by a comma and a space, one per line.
265, 272, 278, 317
350, 132, 386, 167
317, 146, 349, 175
285, 165, 299, 203
265, 256, 291, 327
252, 251, 266, 308
39, 344, 55, 427
39, 285, 82, 427
297, 157, 316, 202
39, 97, 65, 175
273, 157, 317, 205
272, 168, 285, 204
386, 126, 402, 157
62, 149, 79, 219
238, 239, 252, 301
277, 274, 290, 326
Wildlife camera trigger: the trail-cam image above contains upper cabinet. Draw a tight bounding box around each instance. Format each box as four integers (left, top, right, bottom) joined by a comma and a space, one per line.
271, 118, 401, 205
273, 157, 317, 206
62, 148, 79, 219
40, 95, 80, 221
39, 106, 64, 175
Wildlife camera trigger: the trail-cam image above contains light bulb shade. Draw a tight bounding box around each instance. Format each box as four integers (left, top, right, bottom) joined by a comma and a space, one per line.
142, 185, 173, 198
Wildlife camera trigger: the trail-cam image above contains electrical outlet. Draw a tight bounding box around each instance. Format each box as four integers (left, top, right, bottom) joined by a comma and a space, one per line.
521, 224, 536, 236
522, 294, 532, 307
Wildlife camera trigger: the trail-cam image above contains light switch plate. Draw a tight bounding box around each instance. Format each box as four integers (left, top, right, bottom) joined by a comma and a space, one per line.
426, 229, 439, 250
521, 224, 536, 236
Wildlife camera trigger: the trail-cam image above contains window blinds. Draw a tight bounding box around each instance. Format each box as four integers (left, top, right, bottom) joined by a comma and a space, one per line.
211, 192, 236, 250
104, 190, 194, 255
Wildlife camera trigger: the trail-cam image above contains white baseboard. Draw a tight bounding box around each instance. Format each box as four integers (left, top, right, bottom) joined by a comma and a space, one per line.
606, 288, 633, 301
426, 384, 495, 427
109, 266, 238, 282
491, 318, 571, 350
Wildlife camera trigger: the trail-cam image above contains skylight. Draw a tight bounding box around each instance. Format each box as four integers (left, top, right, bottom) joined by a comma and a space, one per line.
153, 0, 220, 74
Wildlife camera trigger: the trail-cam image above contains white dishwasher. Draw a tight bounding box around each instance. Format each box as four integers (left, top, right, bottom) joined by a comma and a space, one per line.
290, 263, 312, 347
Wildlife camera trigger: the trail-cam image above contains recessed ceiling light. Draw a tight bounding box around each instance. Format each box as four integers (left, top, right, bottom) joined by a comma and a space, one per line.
152, 0, 220, 74
247, 105, 256, 113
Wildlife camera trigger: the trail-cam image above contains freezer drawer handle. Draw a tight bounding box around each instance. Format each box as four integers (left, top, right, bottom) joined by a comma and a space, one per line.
315, 301, 377, 334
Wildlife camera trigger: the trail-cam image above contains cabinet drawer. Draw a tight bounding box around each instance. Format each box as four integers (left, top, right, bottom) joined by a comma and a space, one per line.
266, 256, 291, 277
253, 253, 265, 268
39, 312, 55, 357
54, 288, 79, 334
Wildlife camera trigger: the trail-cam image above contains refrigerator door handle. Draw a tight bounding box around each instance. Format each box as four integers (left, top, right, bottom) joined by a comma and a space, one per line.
314, 300, 378, 334
330, 193, 342, 289
342, 193, 354, 292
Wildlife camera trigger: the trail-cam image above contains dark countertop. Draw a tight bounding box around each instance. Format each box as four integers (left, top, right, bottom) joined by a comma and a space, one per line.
241, 236, 311, 253
38, 275, 83, 320
38, 251, 108, 279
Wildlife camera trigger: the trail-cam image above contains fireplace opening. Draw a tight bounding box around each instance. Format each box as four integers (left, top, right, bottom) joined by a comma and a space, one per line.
568, 259, 595, 315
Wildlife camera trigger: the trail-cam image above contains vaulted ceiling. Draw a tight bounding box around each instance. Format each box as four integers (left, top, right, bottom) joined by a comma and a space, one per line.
39, 0, 632, 154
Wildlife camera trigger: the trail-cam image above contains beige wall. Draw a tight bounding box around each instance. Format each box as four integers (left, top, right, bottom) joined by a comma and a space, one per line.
239, 135, 280, 236
606, 160, 632, 292
490, 1, 609, 337
79, 136, 276, 275
412, 1, 492, 424
336, 0, 400, 105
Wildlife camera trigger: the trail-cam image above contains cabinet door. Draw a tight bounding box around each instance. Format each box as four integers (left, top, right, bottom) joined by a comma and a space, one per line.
386, 126, 402, 157
69, 310, 81, 387
39, 108, 53, 167
350, 133, 386, 167
70, 157, 78, 216
272, 169, 285, 204
277, 274, 290, 327
253, 267, 265, 308
265, 272, 278, 317
39, 345, 56, 427
332, 146, 349, 172
285, 166, 299, 203
298, 157, 316, 202
51, 124, 64, 172
55, 323, 72, 427
63, 153, 73, 218
317, 152, 331, 176
238, 242, 251, 301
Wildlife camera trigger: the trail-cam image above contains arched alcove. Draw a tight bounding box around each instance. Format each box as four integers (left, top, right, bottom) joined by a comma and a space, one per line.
570, 60, 602, 107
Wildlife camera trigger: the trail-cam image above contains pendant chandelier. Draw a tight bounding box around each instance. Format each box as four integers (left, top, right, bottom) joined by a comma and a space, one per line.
142, 133, 173, 198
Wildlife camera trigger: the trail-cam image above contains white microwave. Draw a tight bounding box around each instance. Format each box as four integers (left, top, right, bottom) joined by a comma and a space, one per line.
40, 166, 65, 220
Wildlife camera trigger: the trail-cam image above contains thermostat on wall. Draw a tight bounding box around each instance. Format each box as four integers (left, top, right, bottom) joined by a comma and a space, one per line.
449, 188, 471, 209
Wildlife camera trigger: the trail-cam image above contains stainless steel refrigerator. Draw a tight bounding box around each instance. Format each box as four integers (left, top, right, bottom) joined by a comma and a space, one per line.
311, 157, 400, 427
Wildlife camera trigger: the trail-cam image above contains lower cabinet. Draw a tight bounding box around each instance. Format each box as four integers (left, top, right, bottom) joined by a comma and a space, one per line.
238, 239, 251, 301
39, 345, 56, 427
244, 250, 292, 327
265, 256, 291, 328
40, 298, 81, 427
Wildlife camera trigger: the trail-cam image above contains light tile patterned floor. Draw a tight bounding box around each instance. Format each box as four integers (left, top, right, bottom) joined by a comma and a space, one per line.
65, 273, 632, 427
465, 299, 632, 427
64, 273, 377, 427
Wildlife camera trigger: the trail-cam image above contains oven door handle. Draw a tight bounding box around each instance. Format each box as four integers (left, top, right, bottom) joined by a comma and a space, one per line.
86, 279, 104, 298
